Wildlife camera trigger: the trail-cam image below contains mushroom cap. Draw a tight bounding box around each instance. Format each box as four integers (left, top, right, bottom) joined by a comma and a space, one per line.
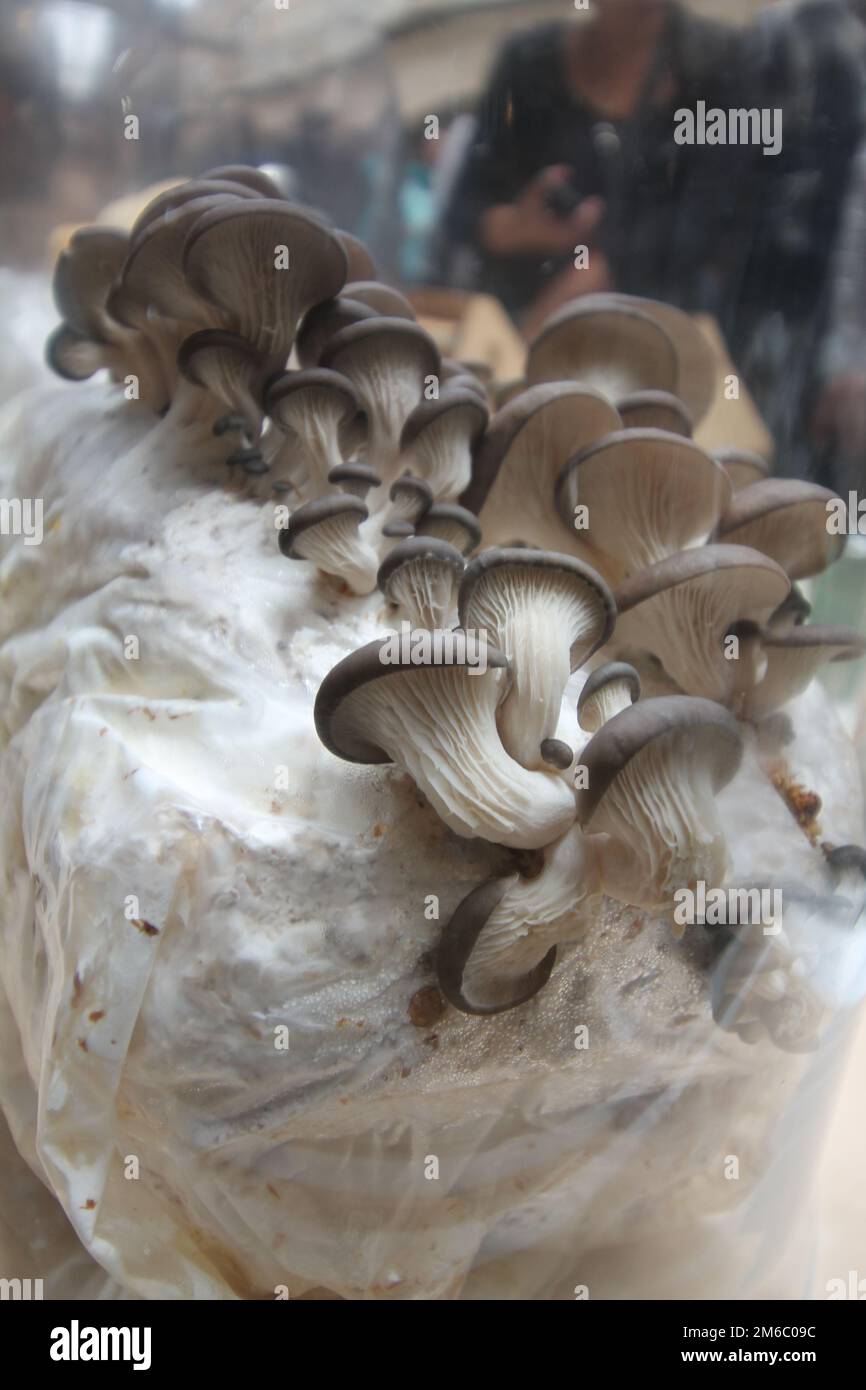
555, 428, 732, 573
576, 695, 743, 825
295, 297, 377, 368
761, 623, 865, 661
539, 738, 574, 770
526, 297, 678, 399
616, 544, 790, 620
116, 194, 242, 326
327, 461, 382, 495
335, 230, 377, 281
462, 381, 620, 517
314, 635, 508, 764
320, 315, 440, 381
415, 503, 482, 554
459, 547, 616, 669
399, 389, 489, 453
442, 373, 490, 404
128, 179, 261, 250
45, 323, 105, 380
437, 876, 556, 1016
200, 164, 285, 198
616, 390, 693, 436
602, 292, 717, 422
578, 661, 641, 719
177, 329, 264, 426
278, 493, 368, 559
388, 472, 434, 513
183, 200, 348, 359
714, 447, 771, 492
716, 478, 844, 579
342, 281, 416, 319
53, 226, 129, 339
744, 624, 866, 719
382, 521, 416, 539
376, 536, 466, 598
264, 367, 360, 430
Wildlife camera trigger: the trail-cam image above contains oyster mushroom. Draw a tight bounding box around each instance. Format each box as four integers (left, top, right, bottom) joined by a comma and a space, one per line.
127, 179, 260, 249
462, 382, 620, 555
716, 479, 844, 579
437, 827, 602, 1014
53, 226, 129, 340
377, 536, 465, 628
713, 448, 771, 492
327, 462, 381, 500
335, 230, 377, 281
45, 323, 111, 382
555, 428, 732, 583
526, 298, 678, 402
295, 297, 377, 369
177, 329, 265, 440
321, 318, 440, 487
314, 639, 577, 849
379, 473, 433, 537
602, 292, 718, 422
617, 390, 692, 436
415, 503, 482, 555
201, 164, 284, 197
742, 626, 866, 720
577, 661, 641, 733
341, 281, 416, 319
613, 546, 790, 703
576, 695, 744, 917
399, 390, 489, 502
265, 368, 361, 497
183, 200, 347, 368
278, 493, 379, 594
459, 548, 615, 770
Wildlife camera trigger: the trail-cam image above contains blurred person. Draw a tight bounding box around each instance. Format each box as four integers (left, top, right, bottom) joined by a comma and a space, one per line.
439, 0, 749, 336
726, 0, 866, 482
812, 138, 866, 492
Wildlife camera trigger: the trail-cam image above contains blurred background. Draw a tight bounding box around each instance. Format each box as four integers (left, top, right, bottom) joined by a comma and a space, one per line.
1, 0, 865, 1296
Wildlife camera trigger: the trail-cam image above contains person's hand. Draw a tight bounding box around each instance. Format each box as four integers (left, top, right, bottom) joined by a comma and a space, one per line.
521, 254, 615, 340
812, 372, 866, 459
481, 167, 605, 257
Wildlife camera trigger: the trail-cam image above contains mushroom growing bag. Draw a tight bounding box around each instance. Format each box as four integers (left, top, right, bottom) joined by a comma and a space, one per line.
1, 178, 866, 1301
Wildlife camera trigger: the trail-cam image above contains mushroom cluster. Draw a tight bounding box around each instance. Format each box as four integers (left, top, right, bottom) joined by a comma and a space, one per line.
48, 172, 865, 1041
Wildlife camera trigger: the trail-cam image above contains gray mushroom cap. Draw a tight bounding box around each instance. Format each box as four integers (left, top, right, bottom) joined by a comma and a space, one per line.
53, 226, 129, 340
342, 281, 416, 319
576, 695, 743, 826
555, 427, 731, 579
616, 390, 693, 436
400, 390, 489, 453
436, 876, 556, 1016
713, 448, 771, 492
45, 323, 106, 380
200, 164, 285, 198
314, 636, 508, 764
716, 478, 844, 579
459, 548, 616, 669
128, 179, 261, 250
578, 661, 641, 731
527, 297, 678, 399
335, 230, 377, 281
388, 472, 434, 520
177, 329, 265, 435
377, 535, 466, 600
295, 297, 377, 368
327, 461, 382, 497
415, 504, 482, 554
265, 367, 360, 427
183, 200, 348, 362
278, 493, 368, 559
